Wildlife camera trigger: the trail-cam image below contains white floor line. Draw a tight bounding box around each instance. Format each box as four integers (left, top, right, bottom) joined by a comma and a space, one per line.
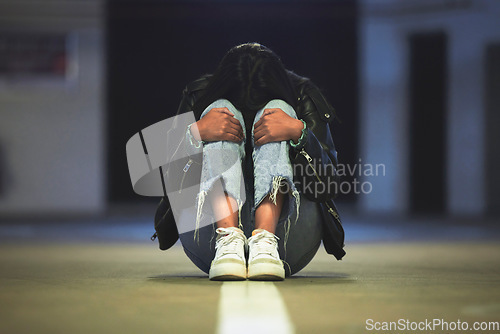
216, 281, 295, 334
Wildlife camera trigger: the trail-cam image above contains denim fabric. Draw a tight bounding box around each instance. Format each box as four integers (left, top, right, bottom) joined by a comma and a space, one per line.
180, 99, 321, 276
251, 100, 300, 223
194, 99, 247, 234
193, 99, 300, 237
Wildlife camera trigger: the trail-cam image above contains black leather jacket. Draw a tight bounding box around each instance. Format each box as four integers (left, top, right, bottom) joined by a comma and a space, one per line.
153, 72, 346, 260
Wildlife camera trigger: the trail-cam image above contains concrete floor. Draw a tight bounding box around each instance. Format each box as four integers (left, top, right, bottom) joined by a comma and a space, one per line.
1, 240, 499, 334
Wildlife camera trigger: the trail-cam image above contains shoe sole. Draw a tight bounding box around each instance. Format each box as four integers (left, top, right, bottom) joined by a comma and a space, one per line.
210, 274, 246, 281
209, 262, 246, 281
247, 263, 285, 281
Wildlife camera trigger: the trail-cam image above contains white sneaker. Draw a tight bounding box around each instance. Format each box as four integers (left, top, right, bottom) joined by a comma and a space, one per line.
209, 227, 247, 281
247, 229, 285, 281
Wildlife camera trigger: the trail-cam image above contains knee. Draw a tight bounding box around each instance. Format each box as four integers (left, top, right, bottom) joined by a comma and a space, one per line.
262, 99, 297, 118
203, 99, 242, 117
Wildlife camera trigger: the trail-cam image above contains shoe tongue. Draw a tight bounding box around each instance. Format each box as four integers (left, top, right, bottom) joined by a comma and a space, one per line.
252, 229, 266, 236
218, 227, 242, 236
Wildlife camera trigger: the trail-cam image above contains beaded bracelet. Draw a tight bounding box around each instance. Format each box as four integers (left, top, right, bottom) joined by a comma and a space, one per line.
290, 119, 307, 149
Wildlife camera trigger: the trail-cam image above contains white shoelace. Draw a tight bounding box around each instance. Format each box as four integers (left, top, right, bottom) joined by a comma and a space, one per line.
248, 230, 280, 256
215, 228, 246, 255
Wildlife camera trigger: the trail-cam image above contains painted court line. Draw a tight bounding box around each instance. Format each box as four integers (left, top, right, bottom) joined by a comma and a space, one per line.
216, 281, 295, 334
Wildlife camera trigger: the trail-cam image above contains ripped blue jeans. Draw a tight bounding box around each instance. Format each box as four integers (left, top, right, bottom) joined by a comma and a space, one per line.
180, 99, 322, 276
194, 99, 300, 238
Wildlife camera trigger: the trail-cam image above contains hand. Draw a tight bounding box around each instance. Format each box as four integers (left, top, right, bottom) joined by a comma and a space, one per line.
193, 108, 244, 143
253, 108, 304, 146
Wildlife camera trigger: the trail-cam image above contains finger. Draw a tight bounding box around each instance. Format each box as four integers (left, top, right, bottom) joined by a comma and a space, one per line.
254, 118, 263, 130
257, 135, 274, 146
219, 112, 243, 129
254, 134, 267, 146
228, 121, 244, 136
222, 126, 241, 137
219, 109, 234, 117
253, 126, 265, 139
263, 108, 278, 116
253, 130, 265, 144
211, 107, 231, 113
226, 115, 242, 126
227, 122, 245, 140
209, 107, 228, 114
211, 108, 236, 119
225, 133, 244, 143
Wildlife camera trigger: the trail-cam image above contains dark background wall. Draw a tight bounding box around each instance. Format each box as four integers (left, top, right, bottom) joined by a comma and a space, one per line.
106, 0, 359, 204
1, 0, 499, 218
485, 43, 500, 216
409, 32, 447, 214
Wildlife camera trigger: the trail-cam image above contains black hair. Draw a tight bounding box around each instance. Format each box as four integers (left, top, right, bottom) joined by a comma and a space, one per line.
192, 43, 298, 117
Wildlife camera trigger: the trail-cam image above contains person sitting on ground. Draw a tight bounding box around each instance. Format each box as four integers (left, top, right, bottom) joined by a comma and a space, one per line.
155, 42, 345, 281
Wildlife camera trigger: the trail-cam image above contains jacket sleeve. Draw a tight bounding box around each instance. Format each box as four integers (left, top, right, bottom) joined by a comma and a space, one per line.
290, 83, 340, 202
